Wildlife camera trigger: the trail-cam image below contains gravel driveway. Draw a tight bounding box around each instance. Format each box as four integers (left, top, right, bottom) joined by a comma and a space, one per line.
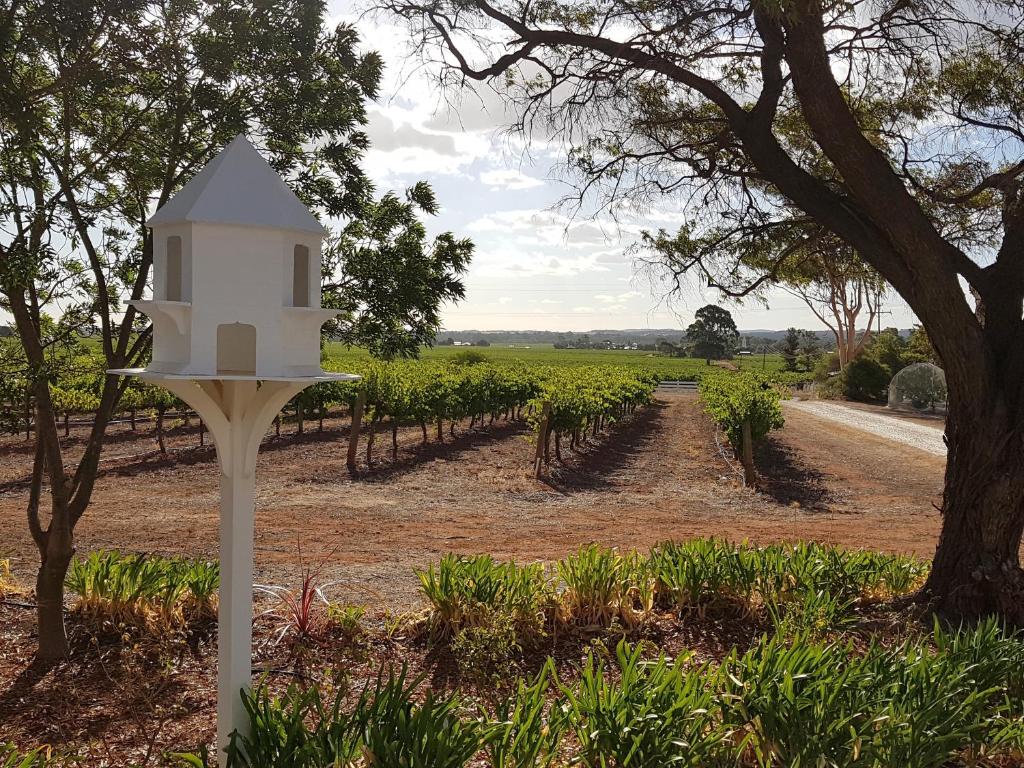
784, 400, 947, 456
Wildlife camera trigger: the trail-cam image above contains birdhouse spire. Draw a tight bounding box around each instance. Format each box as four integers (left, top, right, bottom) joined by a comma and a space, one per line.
147, 135, 327, 235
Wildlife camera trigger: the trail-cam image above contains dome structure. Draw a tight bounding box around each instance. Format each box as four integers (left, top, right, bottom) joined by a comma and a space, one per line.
888, 362, 947, 413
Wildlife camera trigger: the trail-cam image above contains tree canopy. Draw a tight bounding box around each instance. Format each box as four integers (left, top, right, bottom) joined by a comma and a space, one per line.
0, 0, 471, 658
380, 0, 1024, 620
685, 304, 739, 360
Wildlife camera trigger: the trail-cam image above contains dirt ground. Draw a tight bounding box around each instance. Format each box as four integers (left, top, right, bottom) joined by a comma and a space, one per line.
0, 392, 945, 608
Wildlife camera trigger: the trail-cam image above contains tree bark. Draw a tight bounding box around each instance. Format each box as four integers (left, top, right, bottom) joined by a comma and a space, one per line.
36, 520, 73, 660
922, 390, 1024, 621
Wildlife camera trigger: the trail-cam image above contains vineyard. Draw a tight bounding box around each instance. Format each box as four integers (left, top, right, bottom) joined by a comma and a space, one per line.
0, 336, 816, 482
0, 343, 954, 766
0, 342, 806, 475
1, 341, 674, 473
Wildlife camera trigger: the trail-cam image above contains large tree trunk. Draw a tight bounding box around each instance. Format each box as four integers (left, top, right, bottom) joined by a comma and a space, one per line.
922, 389, 1024, 621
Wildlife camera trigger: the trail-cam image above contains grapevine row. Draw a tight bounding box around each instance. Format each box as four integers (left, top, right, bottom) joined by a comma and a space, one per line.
697, 370, 785, 486
4, 354, 658, 470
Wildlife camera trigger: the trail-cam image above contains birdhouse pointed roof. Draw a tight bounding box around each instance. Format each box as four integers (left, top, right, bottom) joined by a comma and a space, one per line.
147, 135, 327, 235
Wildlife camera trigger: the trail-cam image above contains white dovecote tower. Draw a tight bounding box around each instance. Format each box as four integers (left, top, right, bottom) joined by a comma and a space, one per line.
138, 134, 336, 379
111, 135, 358, 762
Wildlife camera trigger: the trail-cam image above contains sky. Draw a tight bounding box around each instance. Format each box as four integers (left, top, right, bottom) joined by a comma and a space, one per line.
327, 1, 920, 333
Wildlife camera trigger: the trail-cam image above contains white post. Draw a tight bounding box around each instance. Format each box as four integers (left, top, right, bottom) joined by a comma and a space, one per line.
217, 380, 257, 757
154, 377, 307, 762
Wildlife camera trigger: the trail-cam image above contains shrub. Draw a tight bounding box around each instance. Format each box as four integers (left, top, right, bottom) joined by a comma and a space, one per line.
256, 565, 332, 647
817, 373, 846, 399
843, 356, 889, 401
451, 607, 522, 685
698, 371, 784, 453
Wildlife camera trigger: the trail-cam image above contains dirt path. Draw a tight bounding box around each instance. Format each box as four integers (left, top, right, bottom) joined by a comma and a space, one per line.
0, 394, 946, 608
785, 400, 946, 456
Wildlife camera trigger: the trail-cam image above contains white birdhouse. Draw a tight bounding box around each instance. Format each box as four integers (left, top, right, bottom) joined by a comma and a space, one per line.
134, 134, 336, 379
112, 135, 359, 758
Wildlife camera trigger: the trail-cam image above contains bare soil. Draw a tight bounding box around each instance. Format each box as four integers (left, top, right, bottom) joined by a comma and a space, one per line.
0, 392, 944, 608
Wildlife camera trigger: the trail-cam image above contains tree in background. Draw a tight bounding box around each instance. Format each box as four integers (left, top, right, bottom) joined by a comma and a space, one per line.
867, 328, 909, 378
905, 326, 940, 367
322, 182, 472, 359
0, 0, 470, 659
685, 305, 739, 362
797, 331, 822, 373
781, 329, 801, 371
382, 0, 1024, 619
644, 228, 884, 369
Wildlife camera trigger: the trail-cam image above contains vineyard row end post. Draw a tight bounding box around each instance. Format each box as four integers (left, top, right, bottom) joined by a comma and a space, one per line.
347, 388, 366, 470
740, 419, 756, 488
533, 400, 552, 478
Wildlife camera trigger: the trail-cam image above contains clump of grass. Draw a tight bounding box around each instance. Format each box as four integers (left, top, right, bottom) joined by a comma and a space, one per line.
416, 554, 551, 641
222, 618, 1024, 768
648, 538, 759, 615
1, 743, 53, 768
560, 639, 728, 767
415, 540, 928, 653
65, 550, 218, 634
0, 559, 18, 598
325, 603, 366, 640
228, 666, 486, 768
718, 618, 1024, 767
648, 539, 927, 626
486, 661, 565, 768
557, 544, 644, 629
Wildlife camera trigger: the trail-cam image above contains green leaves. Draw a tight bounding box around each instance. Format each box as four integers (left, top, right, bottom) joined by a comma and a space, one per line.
323, 185, 472, 360
564, 640, 727, 768
228, 667, 485, 768
65, 549, 219, 632
698, 371, 784, 449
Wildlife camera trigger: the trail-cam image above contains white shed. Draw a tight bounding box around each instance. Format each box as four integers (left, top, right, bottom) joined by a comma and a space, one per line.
136, 134, 336, 379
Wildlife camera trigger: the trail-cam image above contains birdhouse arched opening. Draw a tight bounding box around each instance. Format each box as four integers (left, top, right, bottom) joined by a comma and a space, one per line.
166, 236, 183, 301
292, 245, 310, 308
217, 323, 257, 376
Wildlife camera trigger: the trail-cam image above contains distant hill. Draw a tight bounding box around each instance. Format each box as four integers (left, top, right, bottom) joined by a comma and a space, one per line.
432, 328, 873, 348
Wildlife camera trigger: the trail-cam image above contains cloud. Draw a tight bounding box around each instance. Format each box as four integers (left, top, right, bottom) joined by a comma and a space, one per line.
367, 110, 457, 155
465, 209, 614, 249
479, 168, 545, 190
